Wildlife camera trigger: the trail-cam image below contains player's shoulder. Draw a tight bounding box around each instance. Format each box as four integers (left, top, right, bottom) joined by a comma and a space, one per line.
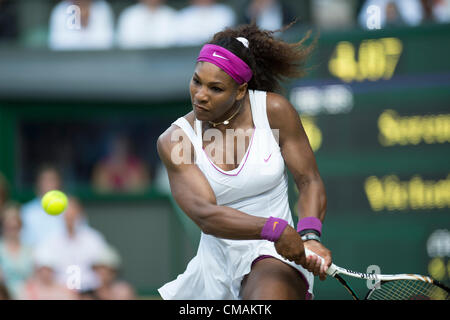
266, 92, 298, 128
157, 112, 194, 145
157, 112, 195, 167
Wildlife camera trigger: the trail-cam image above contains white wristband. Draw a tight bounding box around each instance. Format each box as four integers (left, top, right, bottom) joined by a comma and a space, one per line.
301, 233, 321, 242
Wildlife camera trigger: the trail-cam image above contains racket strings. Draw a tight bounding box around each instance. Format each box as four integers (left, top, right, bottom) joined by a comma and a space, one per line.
367, 279, 449, 300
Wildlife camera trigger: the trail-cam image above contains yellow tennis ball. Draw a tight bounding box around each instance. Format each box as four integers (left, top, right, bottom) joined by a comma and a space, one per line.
41, 190, 68, 216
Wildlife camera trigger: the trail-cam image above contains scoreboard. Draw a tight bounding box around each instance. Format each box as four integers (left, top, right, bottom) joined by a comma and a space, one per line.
287, 24, 450, 299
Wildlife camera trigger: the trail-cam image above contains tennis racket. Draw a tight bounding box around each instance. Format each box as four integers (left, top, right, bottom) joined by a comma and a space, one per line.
304, 248, 450, 300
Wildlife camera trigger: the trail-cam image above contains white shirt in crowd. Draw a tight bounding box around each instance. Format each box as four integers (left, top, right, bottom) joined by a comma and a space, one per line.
48, 0, 114, 50
116, 3, 177, 49
252, 2, 283, 31
34, 224, 109, 292
358, 0, 423, 29
20, 198, 65, 248
175, 3, 236, 46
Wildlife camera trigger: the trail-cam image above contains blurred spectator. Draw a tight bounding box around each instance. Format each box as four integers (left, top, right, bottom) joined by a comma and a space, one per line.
0, 0, 18, 41
116, 0, 177, 49
154, 163, 171, 194
358, 0, 424, 29
0, 203, 34, 299
92, 245, 136, 300
0, 172, 10, 230
0, 281, 11, 300
421, 0, 435, 21
427, 0, 450, 23
312, 0, 357, 30
241, 0, 295, 31
20, 165, 65, 248
18, 250, 78, 300
175, 0, 236, 46
92, 135, 150, 193
34, 197, 109, 293
48, 0, 114, 50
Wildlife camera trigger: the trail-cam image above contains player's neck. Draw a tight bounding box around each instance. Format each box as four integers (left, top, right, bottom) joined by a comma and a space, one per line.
206, 97, 249, 133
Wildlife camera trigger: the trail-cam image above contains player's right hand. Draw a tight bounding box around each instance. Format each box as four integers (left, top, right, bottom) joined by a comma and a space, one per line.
303, 241, 332, 281
274, 225, 306, 266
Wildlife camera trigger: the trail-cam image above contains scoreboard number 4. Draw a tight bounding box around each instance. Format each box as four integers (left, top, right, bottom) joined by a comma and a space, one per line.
328, 37, 403, 83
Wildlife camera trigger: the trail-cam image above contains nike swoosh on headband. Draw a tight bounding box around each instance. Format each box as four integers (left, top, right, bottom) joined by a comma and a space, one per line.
212, 52, 229, 60
197, 44, 253, 84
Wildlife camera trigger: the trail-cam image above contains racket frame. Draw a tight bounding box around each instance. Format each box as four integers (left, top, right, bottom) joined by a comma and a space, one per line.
303, 248, 450, 300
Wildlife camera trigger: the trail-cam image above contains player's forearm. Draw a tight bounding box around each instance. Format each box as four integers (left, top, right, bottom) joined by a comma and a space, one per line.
195, 204, 268, 240
297, 175, 327, 221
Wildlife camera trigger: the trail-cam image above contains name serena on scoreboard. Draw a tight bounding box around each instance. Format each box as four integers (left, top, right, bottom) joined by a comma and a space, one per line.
378, 109, 450, 146
301, 108, 450, 213
366, 110, 450, 212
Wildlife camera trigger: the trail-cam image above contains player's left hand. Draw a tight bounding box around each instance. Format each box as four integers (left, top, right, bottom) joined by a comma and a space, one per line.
303, 241, 332, 281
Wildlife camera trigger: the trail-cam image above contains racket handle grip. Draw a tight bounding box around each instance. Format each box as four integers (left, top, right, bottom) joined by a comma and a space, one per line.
304, 247, 337, 276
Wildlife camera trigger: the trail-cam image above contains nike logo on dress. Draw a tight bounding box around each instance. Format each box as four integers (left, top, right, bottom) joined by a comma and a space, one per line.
264, 153, 272, 162
212, 52, 229, 60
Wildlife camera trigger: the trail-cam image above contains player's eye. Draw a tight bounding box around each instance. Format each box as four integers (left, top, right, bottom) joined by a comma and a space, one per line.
211, 86, 223, 92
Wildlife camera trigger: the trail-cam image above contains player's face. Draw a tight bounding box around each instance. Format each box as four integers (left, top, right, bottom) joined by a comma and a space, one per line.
190, 62, 241, 122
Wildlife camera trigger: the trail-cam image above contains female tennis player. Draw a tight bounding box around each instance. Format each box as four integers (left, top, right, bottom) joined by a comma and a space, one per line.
157, 23, 332, 300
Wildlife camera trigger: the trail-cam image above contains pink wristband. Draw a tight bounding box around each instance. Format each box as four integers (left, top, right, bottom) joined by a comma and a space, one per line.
297, 217, 322, 236
261, 217, 288, 242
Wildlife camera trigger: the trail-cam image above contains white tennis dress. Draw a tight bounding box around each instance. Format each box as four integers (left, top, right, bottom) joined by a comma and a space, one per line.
158, 90, 314, 299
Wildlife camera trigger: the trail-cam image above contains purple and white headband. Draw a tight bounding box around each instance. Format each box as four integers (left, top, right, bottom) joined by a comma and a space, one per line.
196, 38, 253, 85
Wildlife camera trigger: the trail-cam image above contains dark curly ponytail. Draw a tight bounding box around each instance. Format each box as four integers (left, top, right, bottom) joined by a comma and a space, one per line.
208, 22, 314, 93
